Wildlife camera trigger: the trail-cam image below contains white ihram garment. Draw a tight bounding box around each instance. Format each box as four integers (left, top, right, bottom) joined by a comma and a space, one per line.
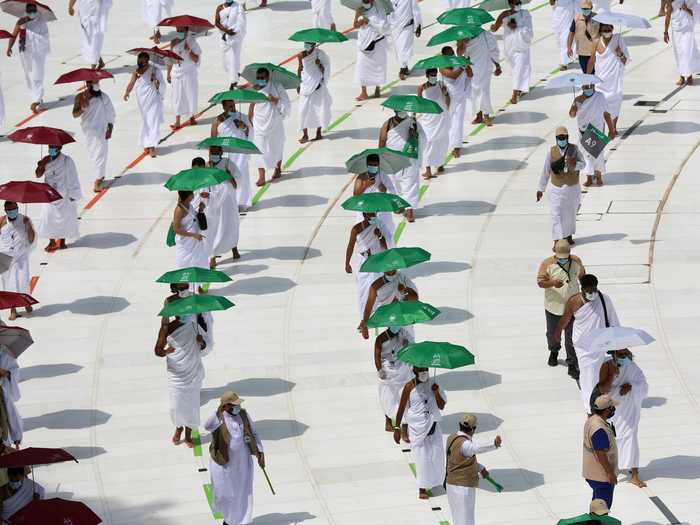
442, 0, 472, 7
378, 329, 414, 417
538, 145, 584, 240
253, 82, 290, 170
142, 0, 174, 29
351, 220, 392, 315
175, 205, 209, 269
356, 6, 389, 86
80, 91, 115, 181
0, 350, 22, 446
299, 49, 332, 130
442, 68, 471, 150
504, 10, 533, 93
220, 2, 246, 84
418, 83, 450, 167
218, 112, 253, 207
76, 0, 112, 65
37, 155, 82, 240
0, 214, 33, 294
389, 0, 422, 69
311, 0, 334, 28
464, 32, 500, 115
385, 117, 420, 208
355, 173, 397, 235
136, 65, 166, 148
365, 272, 416, 320
19, 15, 50, 104
170, 36, 201, 117
670, 0, 700, 77
575, 91, 608, 175
552, 0, 576, 65
166, 322, 204, 428
406, 381, 446, 488
594, 34, 629, 119
209, 158, 240, 255
609, 359, 648, 470
0, 480, 44, 521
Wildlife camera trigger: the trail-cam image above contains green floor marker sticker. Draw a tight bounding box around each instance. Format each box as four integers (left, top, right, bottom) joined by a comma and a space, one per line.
418, 184, 429, 202
203, 484, 224, 519
251, 183, 270, 206
394, 221, 407, 243
381, 79, 400, 92
327, 111, 352, 132
191, 429, 203, 457
283, 146, 307, 169
529, 0, 549, 12
469, 123, 486, 137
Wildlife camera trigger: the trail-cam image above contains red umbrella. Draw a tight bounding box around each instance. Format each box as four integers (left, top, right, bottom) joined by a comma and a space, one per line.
0, 326, 33, 359
0, 181, 62, 203
8, 126, 75, 146
157, 14, 214, 28
0, 0, 56, 21
0, 29, 12, 39
0, 448, 77, 468
0, 292, 38, 311
127, 46, 182, 67
9, 498, 102, 525
55, 68, 114, 85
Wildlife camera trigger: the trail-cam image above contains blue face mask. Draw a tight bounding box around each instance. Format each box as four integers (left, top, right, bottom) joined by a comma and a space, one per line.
556, 138, 568, 148
583, 88, 594, 97
304, 43, 314, 52
557, 257, 569, 265
210, 154, 222, 164
616, 356, 631, 367
48, 147, 59, 158
6, 209, 18, 221
367, 166, 379, 175
581, 8, 592, 16
225, 0, 234, 4
388, 326, 401, 335
368, 216, 379, 226
427, 75, 438, 85
231, 405, 241, 415
175, 31, 187, 39
26, 12, 37, 20
255, 78, 267, 87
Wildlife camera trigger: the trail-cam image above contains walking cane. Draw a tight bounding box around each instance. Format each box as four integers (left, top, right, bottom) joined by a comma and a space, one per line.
260, 465, 276, 495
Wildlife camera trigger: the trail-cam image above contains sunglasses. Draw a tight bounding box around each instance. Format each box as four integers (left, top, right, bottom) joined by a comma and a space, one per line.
556, 135, 568, 140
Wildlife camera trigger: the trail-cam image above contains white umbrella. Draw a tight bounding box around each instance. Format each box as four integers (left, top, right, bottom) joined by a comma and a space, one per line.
0, 0, 57, 22
546, 72, 602, 89
0, 326, 33, 358
576, 326, 655, 354
593, 12, 652, 30
340, 0, 394, 15
478, 0, 532, 11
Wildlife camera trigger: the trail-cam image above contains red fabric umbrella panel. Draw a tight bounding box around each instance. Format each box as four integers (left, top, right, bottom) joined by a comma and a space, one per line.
0, 0, 56, 21
127, 46, 182, 67
157, 14, 214, 28
55, 68, 114, 85
0, 181, 61, 203
9, 498, 102, 525
8, 126, 75, 146
0, 292, 38, 311
0, 448, 77, 468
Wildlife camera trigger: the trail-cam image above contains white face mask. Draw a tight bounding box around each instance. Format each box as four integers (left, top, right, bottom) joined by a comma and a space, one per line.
385, 273, 397, 282
602, 31, 613, 38
585, 292, 597, 301
427, 75, 438, 85
418, 371, 429, 382
362, 1, 372, 8
396, 111, 407, 119
230, 405, 241, 415
512, 4, 521, 11
26, 11, 37, 20
178, 290, 192, 298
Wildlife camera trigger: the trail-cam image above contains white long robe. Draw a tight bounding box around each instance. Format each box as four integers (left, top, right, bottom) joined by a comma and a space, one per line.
37, 155, 82, 240
378, 329, 414, 417
405, 381, 446, 488
609, 360, 648, 470
418, 83, 450, 167
389, 0, 422, 69
552, 0, 576, 65
175, 205, 209, 269
352, 220, 392, 315
0, 77, 5, 128
356, 6, 389, 86
76, 0, 112, 65
366, 272, 417, 322
170, 36, 201, 117
80, 91, 115, 181
355, 173, 397, 234
442, 68, 471, 150
594, 35, 628, 119
299, 49, 332, 130
503, 10, 533, 93
205, 410, 263, 525
464, 32, 500, 115
442, 0, 472, 7
166, 322, 205, 428
670, 0, 700, 77
253, 82, 290, 170
385, 118, 420, 207
142, 0, 174, 29
218, 112, 253, 207
18, 15, 50, 104
0, 350, 21, 446
136, 65, 166, 148
539, 146, 584, 240
0, 215, 33, 295
220, 2, 247, 84
572, 293, 620, 412
0, 480, 44, 521
208, 158, 240, 256
311, 0, 334, 28
574, 91, 608, 175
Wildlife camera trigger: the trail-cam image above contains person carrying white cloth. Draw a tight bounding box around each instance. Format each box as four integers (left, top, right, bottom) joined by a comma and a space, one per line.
355, 0, 390, 101
374, 326, 414, 431
0, 202, 35, 320
664, 0, 700, 86
124, 52, 166, 158
418, 69, 451, 180
389, 0, 422, 80
68, 0, 113, 69
168, 28, 201, 130
551, 0, 576, 69
212, 100, 253, 210
297, 42, 332, 144
379, 112, 420, 222
459, 31, 501, 126
359, 269, 417, 339
587, 24, 629, 126
216, 0, 247, 89
492, 0, 533, 105
311, 0, 336, 30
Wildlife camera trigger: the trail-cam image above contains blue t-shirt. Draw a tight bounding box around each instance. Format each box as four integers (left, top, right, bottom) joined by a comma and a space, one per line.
591, 428, 610, 450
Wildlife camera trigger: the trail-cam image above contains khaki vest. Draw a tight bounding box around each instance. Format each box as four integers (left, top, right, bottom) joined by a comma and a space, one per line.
209, 409, 259, 466
445, 433, 480, 487
549, 145, 580, 187
573, 15, 600, 56
543, 256, 582, 315
582, 415, 618, 482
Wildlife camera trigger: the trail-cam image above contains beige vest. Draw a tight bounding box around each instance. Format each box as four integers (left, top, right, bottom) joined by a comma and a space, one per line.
209, 409, 259, 466
573, 15, 600, 57
549, 145, 580, 187
582, 415, 618, 482
543, 256, 582, 315
445, 433, 480, 487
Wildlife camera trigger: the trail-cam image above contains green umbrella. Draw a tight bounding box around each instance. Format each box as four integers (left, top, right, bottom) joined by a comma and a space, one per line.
346, 147, 411, 175
479, 0, 532, 11
412, 55, 471, 71
208, 89, 268, 104
341, 192, 410, 212
382, 95, 444, 115
198, 136, 261, 155
427, 25, 485, 47
340, 0, 394, 15
360, 247, 431, 273
398, 341, 475, 369
437, 7, 494, 26
158, 294, 234, 317
556, 514, 621, 525
289, 27, 348, 43
241, 62, 300, 90
164, 168, 230, 191
156, 267, 232, 284
367, 301, 441, 328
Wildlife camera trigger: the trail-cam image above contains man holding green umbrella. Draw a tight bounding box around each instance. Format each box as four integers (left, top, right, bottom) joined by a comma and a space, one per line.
172, 190, 208, 271
389, 0, 422, 80
297, 41, 332, 144
360, 269, 418, 338
491, 0, 533, 104
215, 0, 247, 89
375, 326, 414, 432
458, 28, 501, 125
351, 152, 399, 234
439, 47, 473, 159
417, 68, 450, 179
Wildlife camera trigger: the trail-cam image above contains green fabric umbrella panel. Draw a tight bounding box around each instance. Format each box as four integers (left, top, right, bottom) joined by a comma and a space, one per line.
198, 137, 261, 154
556, 514, 621, 525
156, 267, 232, 284
158, 294, 234, 317
289, 28, 348, 43
360, 247, 431, 273
345, 147, 411, 174
164, 168, 230, 191
398, 341, 475, 369
382, 95, 444, 114
341, 192, 410, 212
437, 7, 494, 26
412, 55, 471, 71
367, 301, 441, 328
241, 63, 300, 89
208, 89, 268, 104
428, 25, 485, 47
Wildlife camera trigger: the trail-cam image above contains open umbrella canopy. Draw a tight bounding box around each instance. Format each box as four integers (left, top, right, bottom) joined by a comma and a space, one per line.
156, 267, 232, 284
126, 46, 182, 67
55, 68, 114, 85
0, 292, 38, 311
367, 301, 441, 328
398, 341, 475, 369
546, 72, 602, 89
340, 0, 394, 14
158, 14, 214, 28
576, 326, 655, 354
360, 247, 431, 273
241, 62, 300, 89
345, 147, 411, 174
341, 192, 410, 212
158, 294, 234, 317
9, 498, 102, 525
8, 126, 75, 146
382, 95, 444, 114
0, 447, 77, 468
0, 0, 56, 21
198, 136, 261, 154
412, 55, 471, 71
0, 30, 13, 39
164, 168, 231, 191
289, 27, 348, 43
209, 89, 268, 104
593, 11, 651, 29
479, 0, 532, 10
428, 24, 484, 47
437, 7, 494, 26
557, 514, 621, 525
0, 326, 33, 359
0, 181, 62, 203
